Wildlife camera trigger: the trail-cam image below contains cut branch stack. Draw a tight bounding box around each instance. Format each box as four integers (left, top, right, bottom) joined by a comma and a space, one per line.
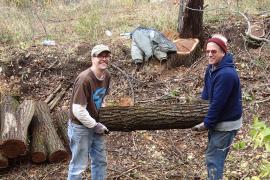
45, 84, 71, 110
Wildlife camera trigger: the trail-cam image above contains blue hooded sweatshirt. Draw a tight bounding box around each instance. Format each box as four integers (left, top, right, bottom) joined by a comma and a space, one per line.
201, 53, 242, 129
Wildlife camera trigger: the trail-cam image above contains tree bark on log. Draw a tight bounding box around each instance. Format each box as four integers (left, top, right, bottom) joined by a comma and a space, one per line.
177, 0, 204, 40
99, 101, 208, 131
55, 111, 69, 147
0, 96, 35, 158
0, 152, 8, 168
31, 102, 69, 163
30, 115, 47, 163
57, 100, 208, 134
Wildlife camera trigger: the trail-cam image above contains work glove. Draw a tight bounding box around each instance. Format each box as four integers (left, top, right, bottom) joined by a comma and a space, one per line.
94, 123, 109, 135
191, 122, 207, 131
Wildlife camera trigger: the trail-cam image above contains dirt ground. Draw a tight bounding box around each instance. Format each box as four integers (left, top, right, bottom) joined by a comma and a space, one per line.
0, 19, 270, 179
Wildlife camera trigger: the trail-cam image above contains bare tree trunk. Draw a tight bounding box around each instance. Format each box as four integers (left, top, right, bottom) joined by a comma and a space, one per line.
0, 96, 35, 158
177, 0, 204, 40
31, 102, 69, 163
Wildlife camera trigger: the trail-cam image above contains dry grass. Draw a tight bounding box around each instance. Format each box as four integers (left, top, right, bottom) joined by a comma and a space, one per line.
0, 0, 269, 45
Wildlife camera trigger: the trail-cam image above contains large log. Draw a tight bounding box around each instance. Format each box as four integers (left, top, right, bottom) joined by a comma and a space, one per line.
31, 102, 69, 163
0, 96, 35, 158
99, 101, 208, 131
56, 100, 208, 135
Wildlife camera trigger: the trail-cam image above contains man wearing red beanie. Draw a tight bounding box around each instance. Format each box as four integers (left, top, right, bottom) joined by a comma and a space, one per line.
193, 34, 243, 179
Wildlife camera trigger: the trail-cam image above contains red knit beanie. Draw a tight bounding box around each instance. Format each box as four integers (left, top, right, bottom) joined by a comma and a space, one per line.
207, 38, 227, 53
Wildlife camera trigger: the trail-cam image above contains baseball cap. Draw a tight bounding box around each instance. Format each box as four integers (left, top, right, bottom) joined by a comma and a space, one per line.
91, 44, 111, 57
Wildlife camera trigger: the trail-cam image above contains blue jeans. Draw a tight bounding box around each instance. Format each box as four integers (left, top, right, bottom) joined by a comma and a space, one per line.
206, 129, 237, 180
67, 122, 107, 180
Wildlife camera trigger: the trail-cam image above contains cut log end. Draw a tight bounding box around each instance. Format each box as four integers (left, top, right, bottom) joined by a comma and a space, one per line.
168, 38, 201, 67
49, 150, 70, 163
1, 140, 26, 158
31, 152, 46, 164
0, 154, 8, 169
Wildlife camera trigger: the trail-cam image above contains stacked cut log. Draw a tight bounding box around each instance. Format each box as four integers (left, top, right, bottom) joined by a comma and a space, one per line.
55, 100, 208, 144
55, 111, 69, 146
30, 101, 70, 163
0, 96, 35, 165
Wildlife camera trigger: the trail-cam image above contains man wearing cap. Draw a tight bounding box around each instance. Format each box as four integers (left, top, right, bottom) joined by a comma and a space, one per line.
67, 44, 111, 180
192, 34, 242, 179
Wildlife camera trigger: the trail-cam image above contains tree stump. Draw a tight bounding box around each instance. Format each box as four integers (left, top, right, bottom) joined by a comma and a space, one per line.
30, 102, 69, 163
0, 96, 35, 158
168, 38, 201, 67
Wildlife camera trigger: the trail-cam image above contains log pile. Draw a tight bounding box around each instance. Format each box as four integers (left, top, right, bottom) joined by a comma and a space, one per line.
0, 96, 69, 169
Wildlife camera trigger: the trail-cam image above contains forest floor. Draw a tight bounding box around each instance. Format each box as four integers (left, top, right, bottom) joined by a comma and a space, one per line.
0, 16, 270, 179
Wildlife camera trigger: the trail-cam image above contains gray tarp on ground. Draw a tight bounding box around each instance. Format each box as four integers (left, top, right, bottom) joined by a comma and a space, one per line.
131, 27, 177, 64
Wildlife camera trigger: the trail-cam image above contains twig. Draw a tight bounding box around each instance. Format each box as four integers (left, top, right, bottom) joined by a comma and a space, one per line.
237, 11, 270, 43
31, 6, 49, 40
136, 55, 205, 104
111, 63, 135, 103
241, 34, 254, 64
115, 165, 141, 179
255, 96, 270, 104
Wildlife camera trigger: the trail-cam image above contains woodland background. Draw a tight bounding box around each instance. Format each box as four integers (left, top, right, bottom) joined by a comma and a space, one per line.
0, 0, 270, 179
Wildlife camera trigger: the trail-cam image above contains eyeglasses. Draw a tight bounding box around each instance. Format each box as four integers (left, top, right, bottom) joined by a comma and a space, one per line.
206, 50, 217, 54
96, 54, 111, 58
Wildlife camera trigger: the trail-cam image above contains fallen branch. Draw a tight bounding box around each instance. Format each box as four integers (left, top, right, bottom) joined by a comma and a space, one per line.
238, 11, 270, 43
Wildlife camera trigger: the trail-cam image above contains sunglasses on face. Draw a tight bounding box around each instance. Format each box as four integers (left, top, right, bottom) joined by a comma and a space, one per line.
206, 50, 217, 54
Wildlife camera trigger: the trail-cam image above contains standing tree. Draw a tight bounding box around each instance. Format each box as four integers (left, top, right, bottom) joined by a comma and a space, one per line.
177, 0, 204, 40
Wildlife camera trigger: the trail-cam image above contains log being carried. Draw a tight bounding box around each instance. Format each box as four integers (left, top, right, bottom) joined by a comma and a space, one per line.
55, 100, 208, 143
